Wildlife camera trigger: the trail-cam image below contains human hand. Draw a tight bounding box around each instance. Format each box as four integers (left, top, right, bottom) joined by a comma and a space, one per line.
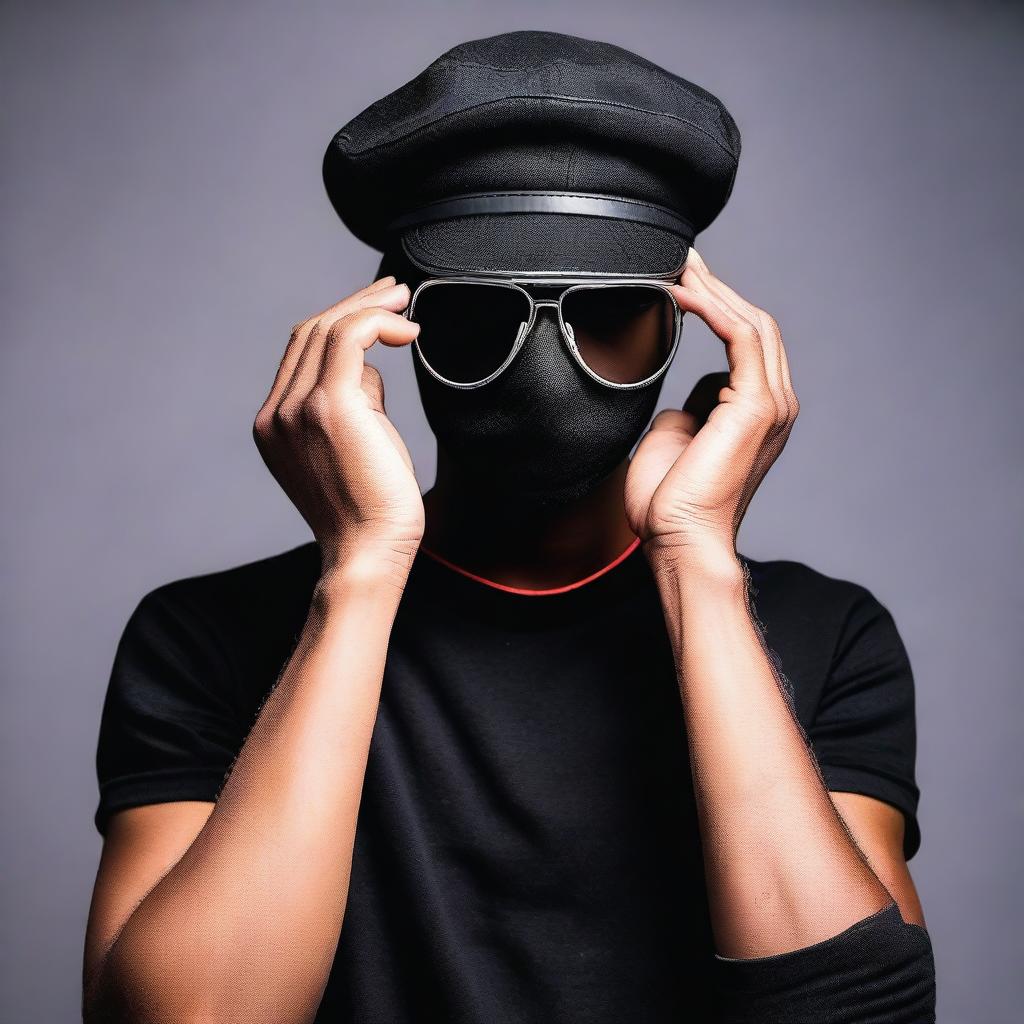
253, 276, 425, 584
624, 248, 799, 565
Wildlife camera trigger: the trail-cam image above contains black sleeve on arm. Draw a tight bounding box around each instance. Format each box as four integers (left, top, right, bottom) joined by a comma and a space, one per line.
810, 584, 922, 861
94, 582, 243, 837
712, 899, 936, 1024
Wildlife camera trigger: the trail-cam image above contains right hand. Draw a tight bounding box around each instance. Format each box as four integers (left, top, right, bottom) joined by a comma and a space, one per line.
253, 275, 424, 582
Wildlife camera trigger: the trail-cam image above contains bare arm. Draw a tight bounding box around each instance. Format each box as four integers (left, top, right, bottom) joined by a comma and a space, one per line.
86, 564, 405, 1023
625, 247, 934, 1019
829, 791, 926, 929
648, 548, 894, 957
84, 273, 425, 1024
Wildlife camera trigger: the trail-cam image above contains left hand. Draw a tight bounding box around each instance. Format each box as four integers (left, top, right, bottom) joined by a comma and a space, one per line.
624, 247, 800, 561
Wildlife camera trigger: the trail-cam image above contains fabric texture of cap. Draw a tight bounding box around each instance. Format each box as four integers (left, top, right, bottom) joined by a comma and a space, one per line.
322, 30, 741, 277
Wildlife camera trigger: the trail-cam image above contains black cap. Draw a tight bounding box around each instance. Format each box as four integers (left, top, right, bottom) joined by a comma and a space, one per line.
322, 30, 741, 277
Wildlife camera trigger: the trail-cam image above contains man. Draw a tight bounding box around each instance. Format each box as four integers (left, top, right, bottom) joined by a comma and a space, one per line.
83, 30, 936, 1024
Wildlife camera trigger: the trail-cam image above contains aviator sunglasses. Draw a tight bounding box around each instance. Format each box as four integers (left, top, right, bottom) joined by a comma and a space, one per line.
402, 273, 684, 390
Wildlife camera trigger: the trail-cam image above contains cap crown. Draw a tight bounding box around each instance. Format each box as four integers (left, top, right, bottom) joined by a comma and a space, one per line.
323, 30, 741, 270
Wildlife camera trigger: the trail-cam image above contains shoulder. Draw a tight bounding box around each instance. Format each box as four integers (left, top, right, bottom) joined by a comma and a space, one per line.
734, 553, 903, 718
738, 553, 885, 617
140, 541, 321, 611
125, 541, 322, 676
737, 552, 880, 598
96, 544, 321, 836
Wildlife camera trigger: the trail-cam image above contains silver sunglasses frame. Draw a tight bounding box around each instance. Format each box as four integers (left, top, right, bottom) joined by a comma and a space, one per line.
403, 273, 684, 391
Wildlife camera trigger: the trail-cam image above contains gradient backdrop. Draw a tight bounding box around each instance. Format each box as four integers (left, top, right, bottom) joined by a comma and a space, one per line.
2, 2, 1021, 1020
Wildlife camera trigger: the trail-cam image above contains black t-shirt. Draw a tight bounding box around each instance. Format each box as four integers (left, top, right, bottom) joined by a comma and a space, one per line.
94, 538, 923, 1022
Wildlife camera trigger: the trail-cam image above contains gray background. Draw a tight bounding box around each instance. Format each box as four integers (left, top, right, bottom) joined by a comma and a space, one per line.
2, 1, 1021, 1019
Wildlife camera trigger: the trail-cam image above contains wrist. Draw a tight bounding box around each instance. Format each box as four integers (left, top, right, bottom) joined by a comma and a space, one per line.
316, 540, 419, 607
642, 533, 744, 587
644, 539, 750, 646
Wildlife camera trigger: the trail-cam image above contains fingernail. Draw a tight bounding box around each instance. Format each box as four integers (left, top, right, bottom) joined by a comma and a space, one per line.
371, 281, 407, 296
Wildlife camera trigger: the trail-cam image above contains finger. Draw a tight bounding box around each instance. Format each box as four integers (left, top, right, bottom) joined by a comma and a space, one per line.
263, 321, 313, 415
317, 306, 421, 397
686, 249, 759, 319
307, 274, 399, 325
755, 311, 795, 424
679, 258, 772, 399
359, 361, 417, 475
775, 320, 796, 404
686, 251, 798, 530
685, 249, 790, 423
279, 283, 412, 414
360, 361, 386, 415
651, 406, 700, 440
668, 283, 769, 393
376, 410, 417, 476
685, 249, 773, 354
263, 276, 402, 411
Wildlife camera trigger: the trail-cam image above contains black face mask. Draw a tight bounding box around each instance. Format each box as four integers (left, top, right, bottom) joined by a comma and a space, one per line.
377, 246, 667, 508
412, 300, 666, 509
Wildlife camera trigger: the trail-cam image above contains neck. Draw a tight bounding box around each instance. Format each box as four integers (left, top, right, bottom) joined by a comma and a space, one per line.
420, 452, 639, 590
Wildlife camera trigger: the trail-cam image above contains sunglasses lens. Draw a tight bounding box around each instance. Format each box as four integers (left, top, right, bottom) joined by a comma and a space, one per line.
411, 282, 530, 385
561, 285, 678, 384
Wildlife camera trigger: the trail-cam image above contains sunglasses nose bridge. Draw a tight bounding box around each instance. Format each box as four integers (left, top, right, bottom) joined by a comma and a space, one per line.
526, 298, 574, 350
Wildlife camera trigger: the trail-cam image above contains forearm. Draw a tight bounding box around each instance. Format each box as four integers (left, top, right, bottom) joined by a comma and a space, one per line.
647, 543, 892, 960
88, 552, 406, 1024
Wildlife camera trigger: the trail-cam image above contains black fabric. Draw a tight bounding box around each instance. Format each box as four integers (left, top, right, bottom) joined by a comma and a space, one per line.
411, 302, 668, 506
399, 214, 691, 278
712, 900, 936, 1023
321, 30, 741, 275
94, 540, 926, 1022
376, 244, 675, 508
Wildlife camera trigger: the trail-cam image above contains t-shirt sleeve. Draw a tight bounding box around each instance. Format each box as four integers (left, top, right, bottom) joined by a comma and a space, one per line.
94, 582, 243, 837
808, 583, 922, 860
712, 899, 936, 1023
